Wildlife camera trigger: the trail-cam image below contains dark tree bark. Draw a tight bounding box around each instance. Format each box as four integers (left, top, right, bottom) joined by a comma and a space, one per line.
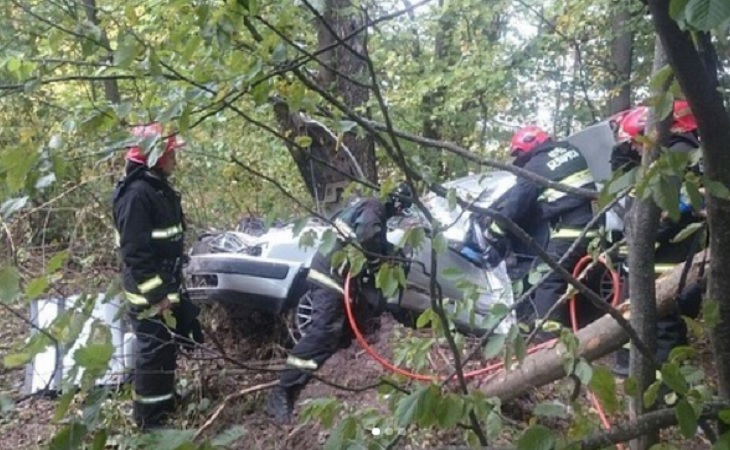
276, 0, 377, 214
625, 36, 668, 450
607, 3, 633, 115
316, 0, 376, 180
82, 0, 120, 105
648, 0, 730, 435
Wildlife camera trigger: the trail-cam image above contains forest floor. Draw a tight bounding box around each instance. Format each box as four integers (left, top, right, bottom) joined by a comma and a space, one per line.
0, 260, 717, 450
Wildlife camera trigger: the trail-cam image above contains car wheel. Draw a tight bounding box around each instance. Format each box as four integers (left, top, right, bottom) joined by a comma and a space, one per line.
287, 290, 315, 344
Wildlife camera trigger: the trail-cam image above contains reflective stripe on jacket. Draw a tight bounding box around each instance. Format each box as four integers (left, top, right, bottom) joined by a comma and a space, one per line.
112, 167, 185, 306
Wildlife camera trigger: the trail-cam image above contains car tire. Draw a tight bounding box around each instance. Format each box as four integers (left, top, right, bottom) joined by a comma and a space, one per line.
286, 290, 315, 344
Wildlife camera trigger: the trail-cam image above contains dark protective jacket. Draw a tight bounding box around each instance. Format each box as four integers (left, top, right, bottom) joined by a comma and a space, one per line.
331, 197, 391, 265
112, 166, 185, 306
496, 140, 596, 234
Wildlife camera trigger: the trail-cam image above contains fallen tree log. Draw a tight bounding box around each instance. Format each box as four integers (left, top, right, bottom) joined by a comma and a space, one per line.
475, 250, 709, 402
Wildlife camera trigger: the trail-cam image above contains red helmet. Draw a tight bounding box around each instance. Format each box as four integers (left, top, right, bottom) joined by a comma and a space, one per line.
125, 123, 185, 167
510, 126, 551, 154
607, 109, 632, 135
617, 101, 698, 143
670, 100, 698, 134
617, 106, 648, 143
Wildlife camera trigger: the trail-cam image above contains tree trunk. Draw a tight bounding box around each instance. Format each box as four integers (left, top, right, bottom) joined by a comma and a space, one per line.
317, 0, 376, 181
82, 0, 120, 105
475, 251, 708, 401
607, 4, 633, 115
625, 36, 667, 450
647, 0, 730, 434
276, 0, 377, 215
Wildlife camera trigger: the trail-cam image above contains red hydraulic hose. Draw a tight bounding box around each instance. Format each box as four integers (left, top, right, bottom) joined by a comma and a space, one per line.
343, 256, 623, 449
568, 255, 624, 450
343, 274, 555, 382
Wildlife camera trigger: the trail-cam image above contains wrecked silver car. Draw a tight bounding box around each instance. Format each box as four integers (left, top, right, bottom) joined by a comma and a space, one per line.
184, 120, 622, 339
184, 170, 524, 339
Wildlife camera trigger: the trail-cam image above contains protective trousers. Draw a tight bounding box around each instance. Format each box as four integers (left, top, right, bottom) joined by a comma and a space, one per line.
130, 311, 177, 429
279, 281, 346, 391
530, 236, 587, 327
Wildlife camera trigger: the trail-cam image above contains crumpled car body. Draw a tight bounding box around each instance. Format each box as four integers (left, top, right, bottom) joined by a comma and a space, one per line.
184, 120, 621, 336
184, 170, 524, 335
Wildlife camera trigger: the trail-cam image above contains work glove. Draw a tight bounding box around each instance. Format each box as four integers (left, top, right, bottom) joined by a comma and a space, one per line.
174, 294, 205, 351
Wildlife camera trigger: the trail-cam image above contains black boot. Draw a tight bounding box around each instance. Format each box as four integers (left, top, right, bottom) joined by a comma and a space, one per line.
266, 386, 294, 425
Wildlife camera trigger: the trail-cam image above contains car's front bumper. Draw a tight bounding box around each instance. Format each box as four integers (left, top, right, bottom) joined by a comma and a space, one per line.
184, 254, 309, 314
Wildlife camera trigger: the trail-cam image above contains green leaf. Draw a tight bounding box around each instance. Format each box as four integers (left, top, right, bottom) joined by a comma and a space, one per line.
670, 222, 704, 243
337, 120, 357, 133
441, 267, 463, 280
649, 65, 674, 92
432, 232, 448, 255
416, 308, 434, 329
662, 362, 689, 395
670, 0, 691, 20
703, 299, 721, 328
589, 366, 619, 414
0, 266, 20, 302
324, 417, 357, 450
49, 422, 87, 450
74, 342, 114, 373
376, 264, 400, 298
114, 35, 138, 69
436, 394, 465, 428
403, 227, 426, 251
644, 380, 662, 408
294, 135, 313, 148
24, 277, 49, 301
48, 251, 69, 273
53, 390, 75, 421
137, 429, 196, 450
533, 402, 568, 418
482, 333, 506, 359
91, 430, 107, 450
292, 218, 309, 237
318, 229, 337, 256
514, 332, 527, 363
395, 385, 430, 427
211, 425, 246, 447
685, 0, 730, 30
3, 352, 30, 368
703, 177, 730, 199
574, 359, 593, 385
655, 92, 675, 120
676, 398, 699, 438
517, 424, 555, 450
718, 408, 730, 424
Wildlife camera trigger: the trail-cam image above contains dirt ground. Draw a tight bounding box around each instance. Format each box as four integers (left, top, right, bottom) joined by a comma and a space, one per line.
1, 295, 717, 450
0, 249, 717, 450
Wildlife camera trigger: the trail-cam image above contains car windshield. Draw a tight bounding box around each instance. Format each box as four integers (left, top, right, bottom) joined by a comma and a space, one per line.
390, 171, 517, 242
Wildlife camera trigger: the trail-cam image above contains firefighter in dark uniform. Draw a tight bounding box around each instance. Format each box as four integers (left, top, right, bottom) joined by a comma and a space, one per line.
485, 126, 597, 336
609, 101, 705, 376
266, 183, 413, 425
112, 123, 203, 430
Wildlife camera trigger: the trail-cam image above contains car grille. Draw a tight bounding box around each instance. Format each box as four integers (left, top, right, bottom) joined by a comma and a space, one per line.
189, 274, 219, 288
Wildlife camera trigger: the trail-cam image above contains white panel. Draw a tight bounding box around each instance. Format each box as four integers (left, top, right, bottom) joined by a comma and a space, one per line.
25, 293, 136, 395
